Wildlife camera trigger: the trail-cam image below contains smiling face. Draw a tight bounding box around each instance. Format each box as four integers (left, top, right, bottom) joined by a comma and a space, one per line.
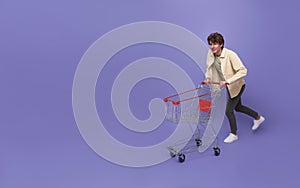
207, 32, 225, 56
209, 41, 223, 56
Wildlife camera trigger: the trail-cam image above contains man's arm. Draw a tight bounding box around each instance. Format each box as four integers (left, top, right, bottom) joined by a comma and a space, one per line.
226, 51, 247, 84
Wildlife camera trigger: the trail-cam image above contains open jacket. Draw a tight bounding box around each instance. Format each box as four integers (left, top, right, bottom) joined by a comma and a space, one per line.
205, 48, 247, 98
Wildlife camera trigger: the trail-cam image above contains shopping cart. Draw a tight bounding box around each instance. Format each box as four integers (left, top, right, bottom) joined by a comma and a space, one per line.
163, 82, 223, 163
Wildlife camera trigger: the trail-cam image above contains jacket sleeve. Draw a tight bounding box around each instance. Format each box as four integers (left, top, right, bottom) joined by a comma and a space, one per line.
226, 51, 247, 84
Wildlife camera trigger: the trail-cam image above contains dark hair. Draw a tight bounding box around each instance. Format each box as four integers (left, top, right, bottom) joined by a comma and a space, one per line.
207, 32, 225, 49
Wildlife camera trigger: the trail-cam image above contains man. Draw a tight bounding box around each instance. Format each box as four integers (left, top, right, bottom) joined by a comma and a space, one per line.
203, 32, 265, 143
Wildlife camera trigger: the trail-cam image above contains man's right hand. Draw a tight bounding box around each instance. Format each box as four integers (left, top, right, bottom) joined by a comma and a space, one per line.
202, 78, 211, 84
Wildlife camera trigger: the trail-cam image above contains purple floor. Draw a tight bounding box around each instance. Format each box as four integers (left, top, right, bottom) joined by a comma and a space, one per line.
1, 1, 299, 187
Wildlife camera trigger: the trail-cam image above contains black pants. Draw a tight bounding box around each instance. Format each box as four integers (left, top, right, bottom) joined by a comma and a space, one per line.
226, 85, 258, 132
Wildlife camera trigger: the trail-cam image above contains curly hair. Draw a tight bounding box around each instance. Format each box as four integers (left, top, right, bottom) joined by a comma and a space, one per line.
207, 32, 224, 49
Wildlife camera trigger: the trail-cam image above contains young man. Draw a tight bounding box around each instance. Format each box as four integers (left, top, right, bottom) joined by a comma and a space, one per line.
203, 32, 265, 143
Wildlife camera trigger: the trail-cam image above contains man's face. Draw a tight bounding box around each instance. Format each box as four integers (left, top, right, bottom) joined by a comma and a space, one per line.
209, 42, 223, 56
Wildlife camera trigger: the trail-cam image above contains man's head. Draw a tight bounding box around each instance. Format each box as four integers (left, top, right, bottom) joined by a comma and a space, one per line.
207, 32, 224, 56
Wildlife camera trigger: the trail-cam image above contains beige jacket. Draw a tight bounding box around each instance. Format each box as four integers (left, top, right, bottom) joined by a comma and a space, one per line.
205, 48, 247, 98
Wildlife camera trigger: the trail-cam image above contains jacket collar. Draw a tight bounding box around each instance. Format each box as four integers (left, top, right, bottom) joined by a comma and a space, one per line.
207, 48, 227, 66
219, 48, 226, 58
208, 48, 227, 58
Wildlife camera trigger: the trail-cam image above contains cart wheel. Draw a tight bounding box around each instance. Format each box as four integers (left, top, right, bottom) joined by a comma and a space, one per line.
213, 147, 221, 156
195, 138, 202, 147
170, 152, 176, 158
178, 154, 185, 163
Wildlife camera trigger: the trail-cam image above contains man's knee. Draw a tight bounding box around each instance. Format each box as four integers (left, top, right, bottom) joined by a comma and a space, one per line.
235, 106, 243, 112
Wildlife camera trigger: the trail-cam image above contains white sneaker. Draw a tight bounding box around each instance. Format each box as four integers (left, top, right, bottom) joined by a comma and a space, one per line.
224, 133, 238, 143
252, 116, 265, 131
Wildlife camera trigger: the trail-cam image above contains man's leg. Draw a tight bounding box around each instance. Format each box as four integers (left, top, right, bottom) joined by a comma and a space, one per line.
224, 91, 244, 143
234, 86, 265, 130
235, 99, 258, 119
226, 95, 241, 134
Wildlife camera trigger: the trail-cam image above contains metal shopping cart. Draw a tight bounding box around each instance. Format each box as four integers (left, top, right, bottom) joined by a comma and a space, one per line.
163, 82, 224, 163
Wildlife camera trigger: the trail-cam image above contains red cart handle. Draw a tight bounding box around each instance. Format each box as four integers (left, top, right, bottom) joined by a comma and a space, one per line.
163, 82, 221, 105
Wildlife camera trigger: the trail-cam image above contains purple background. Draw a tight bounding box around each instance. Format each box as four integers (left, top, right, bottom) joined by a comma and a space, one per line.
1, 0, 299, 187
